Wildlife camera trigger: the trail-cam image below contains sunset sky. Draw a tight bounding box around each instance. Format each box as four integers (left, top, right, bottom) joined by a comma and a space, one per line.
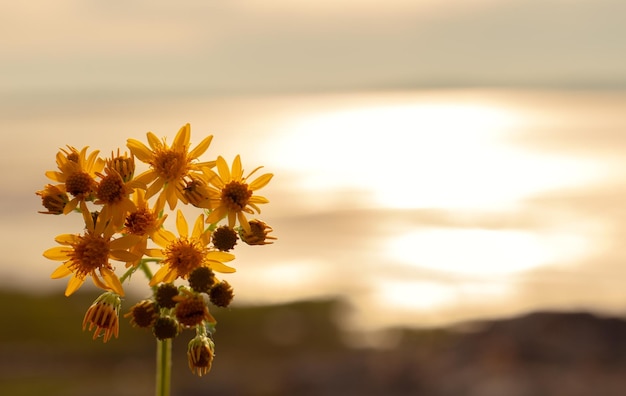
2, 0, 626, 332
3, 0, 626, 94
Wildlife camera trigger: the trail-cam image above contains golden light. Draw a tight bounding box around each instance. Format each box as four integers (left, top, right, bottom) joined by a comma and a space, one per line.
386, 228, 593, 275
271, 100, 608, 210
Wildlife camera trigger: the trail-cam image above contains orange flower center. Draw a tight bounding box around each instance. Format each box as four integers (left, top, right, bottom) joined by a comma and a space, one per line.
221, 181, 252, 211
125, 208, 157, 236
97, 173, 127, 204
151, 149, 188, 182
164, 239, 205, 278
66, 171, 96, 198
70, 233, 110, 277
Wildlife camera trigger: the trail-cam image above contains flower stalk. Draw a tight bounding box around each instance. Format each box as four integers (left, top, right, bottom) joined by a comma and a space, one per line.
156, 338, 172, 396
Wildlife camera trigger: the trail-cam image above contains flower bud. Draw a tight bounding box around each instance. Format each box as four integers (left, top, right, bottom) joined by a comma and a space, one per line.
82, 292, 121, 343
212, 226, 238, 251
239, 219, 276, 246
107, 150, 135, 183
187, 335, 215, 377
36, 184, 70, 215
153, 316, 180, 340
155, 283, 179, 309
125, 299, 158, 328
174, 289, 215, 327
209, 280, 234, 308
188, 267, 216, 294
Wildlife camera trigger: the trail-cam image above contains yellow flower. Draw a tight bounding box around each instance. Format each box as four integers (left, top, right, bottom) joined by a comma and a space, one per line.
44, 146, 105, 214
83, 292, 121, 343
146, 210, 236, 286
43, 202, 142, 296
94, 166, 145, 229
202, 155, 273, 232
127, 123, 215, 210
122, 189, 167, 267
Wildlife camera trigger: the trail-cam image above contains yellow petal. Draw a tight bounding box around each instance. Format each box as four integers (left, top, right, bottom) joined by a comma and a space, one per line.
176, 209, 188, 238
152, 228, 175, 248
228, 211, 237, 229
216, 156, 231, 182
232, 155, 243, 180
165, 186, 178, 210
249, 173, 273, 191
206, 206, 227, 225
45, 170, 65, 182
145, 248, 165, 258
110, 234, 143, 250
134, 169, 158, 186
202, 168, 224, 189
249, 195, 270, 205
111, 249, 141, 263
207, 260, 236, 273
192, 213, 205, 238
133, 188, 147, 206
101, 267, 125, 296
201, 230, 211, 246
44, 247, 71, 261
244, 165, 264, 180
91, 271, 111, 291
247, 202, 261, 214
173, 123, 190, 149
127, 138, 154, 162
195, 160, 216, 170
189, 134, 213, 159
146, 176, 165, 200
86, 150, 104, 173
51, 263, 72, 278
237, 211, 250, 233
81, 201, 95, 232
54, 234, 79, 245
150, 265, 174, 286
207, 251, 236, 262
63, 198, 79, 215
65, 275, 85, 296
147, 132, 163, 151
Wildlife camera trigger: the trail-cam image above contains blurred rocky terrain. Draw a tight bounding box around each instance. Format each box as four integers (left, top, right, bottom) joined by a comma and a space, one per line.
2, 290, 626, 396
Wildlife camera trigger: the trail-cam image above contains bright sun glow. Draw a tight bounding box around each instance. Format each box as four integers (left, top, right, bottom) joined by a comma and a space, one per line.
231, 260, 330, 304
375, 280, 512, 312
272, 101, 608, 210
387, 228, 593, 275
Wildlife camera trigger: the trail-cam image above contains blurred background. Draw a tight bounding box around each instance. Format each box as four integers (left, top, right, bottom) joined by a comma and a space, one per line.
3, 0, 626, 394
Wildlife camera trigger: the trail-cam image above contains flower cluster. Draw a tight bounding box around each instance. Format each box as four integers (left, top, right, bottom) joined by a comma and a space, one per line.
37, 123, 275, 376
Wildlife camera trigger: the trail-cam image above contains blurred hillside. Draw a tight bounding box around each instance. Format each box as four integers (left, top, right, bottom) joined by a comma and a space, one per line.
2, 290, 626, 396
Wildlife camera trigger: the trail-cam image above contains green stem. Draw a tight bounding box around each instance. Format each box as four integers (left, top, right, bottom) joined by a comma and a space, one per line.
156, 338, 172, 396
138, 259, 157, 292
140, 259, 171, 395
119, 258, 161, 284
123, 258, 169, 395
